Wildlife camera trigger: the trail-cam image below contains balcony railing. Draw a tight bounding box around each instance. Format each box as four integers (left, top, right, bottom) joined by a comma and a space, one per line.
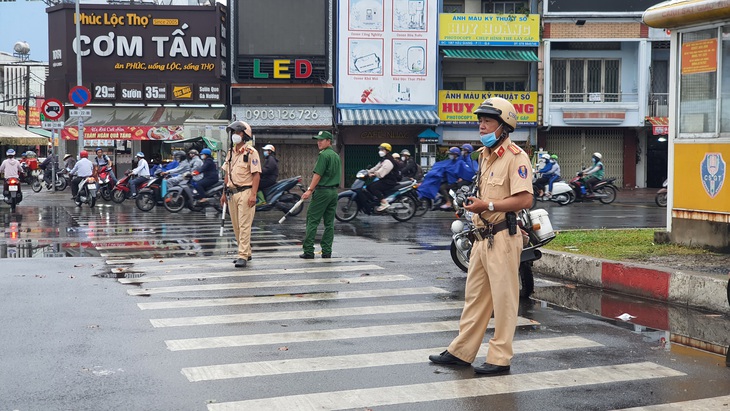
550, 92, 638, 103
647, 93, 669, 117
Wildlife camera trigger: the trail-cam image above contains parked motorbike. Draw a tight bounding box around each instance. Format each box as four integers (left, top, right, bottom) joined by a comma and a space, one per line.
74, 176, 98, 208
135, 174, 165, 212
97, 166, 114, 201
532, 173, 574, 207
163, 173, 224, 213
655, 179, 668, 207
3, 176, 23, 212
256, 176, 305, 215
31, 168, 67, 193
448, 185, 556, 298
335, 170, 418, 222
111, 172, 134, 203
568, 173, 619, 204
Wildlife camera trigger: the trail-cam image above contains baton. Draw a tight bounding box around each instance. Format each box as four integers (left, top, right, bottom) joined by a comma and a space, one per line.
219, 201, 227, 236
278, 198, 305, 224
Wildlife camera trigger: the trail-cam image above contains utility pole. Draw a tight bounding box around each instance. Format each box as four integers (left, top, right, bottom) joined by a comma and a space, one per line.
24, 65, 30, 130
75, 0, 84, 153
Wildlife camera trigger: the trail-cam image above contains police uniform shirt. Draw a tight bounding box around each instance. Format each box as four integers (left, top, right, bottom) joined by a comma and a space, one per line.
71, 158, 95, 178
223, 144, 262, 188
474, 137, 533, 226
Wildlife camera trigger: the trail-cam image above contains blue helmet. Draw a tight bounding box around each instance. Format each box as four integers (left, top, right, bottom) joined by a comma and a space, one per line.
136, 152, 145, 158
6, 149, 16, 156
461, 144, 474, 153
449, 147, 461, 155
95, 147, 103, 153
201, 148, 212, 156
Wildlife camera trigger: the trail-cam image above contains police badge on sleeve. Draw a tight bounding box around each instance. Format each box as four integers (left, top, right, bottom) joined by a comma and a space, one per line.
700, 153, 725, 198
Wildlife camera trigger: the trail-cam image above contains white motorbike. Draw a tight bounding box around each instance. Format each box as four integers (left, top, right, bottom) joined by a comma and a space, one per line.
74, 176, 98, 208
532, 173, 574, 207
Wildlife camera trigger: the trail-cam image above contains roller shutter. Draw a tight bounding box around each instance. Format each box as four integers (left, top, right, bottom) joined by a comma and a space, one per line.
542, 128, 624, 187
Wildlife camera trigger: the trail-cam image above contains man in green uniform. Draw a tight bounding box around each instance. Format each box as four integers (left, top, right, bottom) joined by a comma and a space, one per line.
300, 130, 341, 259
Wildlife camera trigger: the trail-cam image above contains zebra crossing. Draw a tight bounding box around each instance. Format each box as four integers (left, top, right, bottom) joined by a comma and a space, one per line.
102, 243, 701, 411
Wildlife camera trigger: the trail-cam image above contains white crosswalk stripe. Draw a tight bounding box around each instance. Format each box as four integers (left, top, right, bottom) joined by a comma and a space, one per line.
615, 395, 730, 410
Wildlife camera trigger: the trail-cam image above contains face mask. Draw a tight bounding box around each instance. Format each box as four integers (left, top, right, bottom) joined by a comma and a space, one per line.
378, 150, 386, 157
479, 125, 503, 148
231, 134, 243, 145
263, 151, 269, 157
449, 154, 458, 160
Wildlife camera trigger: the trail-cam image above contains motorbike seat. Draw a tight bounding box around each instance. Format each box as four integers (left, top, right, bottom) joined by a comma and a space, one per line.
204, 181, 225, 196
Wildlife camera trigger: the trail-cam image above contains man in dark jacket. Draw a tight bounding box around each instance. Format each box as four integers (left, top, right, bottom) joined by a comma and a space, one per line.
192, 148, 219, 198
400, 149, 418, 179
257, 144, 279, 204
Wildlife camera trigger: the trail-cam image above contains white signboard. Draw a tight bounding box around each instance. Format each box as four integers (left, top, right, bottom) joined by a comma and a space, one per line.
232, 106, 333, 127
337, 0, 437, 106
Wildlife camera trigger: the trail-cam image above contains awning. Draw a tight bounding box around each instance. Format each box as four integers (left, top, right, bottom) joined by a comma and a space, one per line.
28, 127, 53, 138
645, 116, 669, 126
162, 136, 222, 151
0, 126, 50, 145
64, 107, 226, 127
339, 109, 440, 126
441, 48, 540, 62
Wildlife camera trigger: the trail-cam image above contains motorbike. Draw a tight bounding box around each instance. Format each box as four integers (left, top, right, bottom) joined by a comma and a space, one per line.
96, 166, 114, 201
256, 176, 305, 215
135, 173, 166, 212
335, 170, 418, 222
448, 185, 556, 298
19, 163, 41, 186
655, 179, 668, 207
568, 173, 619, 204
532, 173, 574, 207
111, 172, 134, 203
163, 173, 224, 213
31, 168, 67, 193
3, 176, 23, 212
73, 176, 98, 208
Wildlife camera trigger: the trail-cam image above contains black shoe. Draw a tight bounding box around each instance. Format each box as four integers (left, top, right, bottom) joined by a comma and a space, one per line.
473, 363, 510, 375
429, 350, 471, 366
233, 256, 253, 264
234, 258, 247, 268
299, 253, 314, 259
322, 254, 331, 258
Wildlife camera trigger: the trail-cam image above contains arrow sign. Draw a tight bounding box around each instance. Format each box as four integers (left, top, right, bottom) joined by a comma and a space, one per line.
41, 99, 64, 120
69, 85, 91, 108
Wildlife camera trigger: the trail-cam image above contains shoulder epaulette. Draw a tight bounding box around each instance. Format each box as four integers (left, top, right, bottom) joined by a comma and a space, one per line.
507, 143, 522, 155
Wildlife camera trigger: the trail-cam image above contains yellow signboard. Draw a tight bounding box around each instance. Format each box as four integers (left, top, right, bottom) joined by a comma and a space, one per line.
673, 143, 729, 213
438, 13, 540, 46
439, 90, 537, 126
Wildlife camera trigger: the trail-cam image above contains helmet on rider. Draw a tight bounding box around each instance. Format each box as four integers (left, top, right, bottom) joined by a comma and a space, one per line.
592, 152, 602, 160
262, 144, 275, 153
135, 151, 144, 158
540, 153, 550, 160
392, 153, 400, 160
21, 152, 27, 158
226, 120, 253, 139
551, 154, 559, 160
63, 154, 73, 160
80, 150, 89, 158
95, 147, 103, 154
449, 147, 461, 155
473, 97, 518, 133
400, 149, 411, 157
6, 149, 15, 157
379, 143, 392, 152
188, 149, 199, 156
461, 144, 474, 153
173, 151, 186, 161
200, 148, 212, 156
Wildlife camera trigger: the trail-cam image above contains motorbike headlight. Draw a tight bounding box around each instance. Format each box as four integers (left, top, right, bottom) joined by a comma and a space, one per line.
450, 220, 465, 234
356, 171, 367, 179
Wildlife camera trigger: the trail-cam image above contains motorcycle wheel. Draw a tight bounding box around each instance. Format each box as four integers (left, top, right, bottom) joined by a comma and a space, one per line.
556, 191, 574, 206
450, 240, 469, 273
163, 192, 185, 213
10, 197, 16, 213
391, 195, 417, 222
655, 192, 667, 207
519, 262, 535, 299
335, 196, 358, 222
284, 193, 303, 216
31, 181, 42, 193
136, 192, 156, 212
100, 186, 112, 201
111, 189, 126, 203
89, 196, 96, 208
56, 177, 68, 191
597, 186, 617, 204
414, 196, 431, 217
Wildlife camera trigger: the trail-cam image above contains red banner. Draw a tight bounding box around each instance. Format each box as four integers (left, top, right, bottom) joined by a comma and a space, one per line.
17, 105, 43, 127
61, 125, 184, 141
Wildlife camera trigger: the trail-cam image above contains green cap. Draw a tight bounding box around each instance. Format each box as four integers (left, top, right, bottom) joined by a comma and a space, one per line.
313, 130, 333, 140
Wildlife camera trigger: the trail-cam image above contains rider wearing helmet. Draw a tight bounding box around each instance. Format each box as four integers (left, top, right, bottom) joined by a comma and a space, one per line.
63, 153, 76, 170
429, 97, 533, 375
93, 147, 116, 184
579, 152, 605, 197
187, 149, 204, 182
257, 144, 279, 204
367, 143, 400, 211
69, 150, 95, 200
399, 148, 419, 180
192, 148, 219, 199
162, 151, 193, 187
129, 151, 150, 198
0, 149, 23, 192
460, 143, 479, 173
535, 153, 561, 198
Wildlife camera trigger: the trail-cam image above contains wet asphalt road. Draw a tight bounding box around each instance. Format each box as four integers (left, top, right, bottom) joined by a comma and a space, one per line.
1, 190, 729, 410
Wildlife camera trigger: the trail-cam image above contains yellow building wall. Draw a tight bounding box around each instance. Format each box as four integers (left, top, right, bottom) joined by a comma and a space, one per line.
673, 143, 730, 213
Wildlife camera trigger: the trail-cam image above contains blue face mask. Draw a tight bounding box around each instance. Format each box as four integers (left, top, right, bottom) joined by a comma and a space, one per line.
264, 151, 269, 157
479, 125, 503, 148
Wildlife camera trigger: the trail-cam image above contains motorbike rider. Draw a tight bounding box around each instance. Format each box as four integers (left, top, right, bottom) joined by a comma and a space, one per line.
39, 153, 59, 186
534, 153, 561, 198
400, 149, 418, 179
391, 153, 404, 171
161, 151, 191, 187
578, 152, 604, 197
128, 152, 150, 198
192, 148, 219, 200
367, 143, 400, 212
188, 149, 204, 184
93, 148, 116, 184
63, 153, 76, 171
257, 144, 279, 205
68, 150, 95, 200
461, 143, 479, 173
547, 154, 562, 195
1, 149, 24, 195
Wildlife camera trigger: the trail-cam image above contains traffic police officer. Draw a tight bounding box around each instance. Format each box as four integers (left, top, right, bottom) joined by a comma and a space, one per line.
300, 131, 341, 259
221, 121, 261, 268
429, 97, 533, 375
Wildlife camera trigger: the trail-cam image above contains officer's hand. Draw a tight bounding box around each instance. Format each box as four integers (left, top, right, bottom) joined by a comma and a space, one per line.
248, 193, 256, 208
302, 189, 312, 200
464, 197, 487, 213
220, 194, 226, 207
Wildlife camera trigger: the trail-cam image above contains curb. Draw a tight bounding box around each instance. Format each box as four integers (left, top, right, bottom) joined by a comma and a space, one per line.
534, 250, 730, 315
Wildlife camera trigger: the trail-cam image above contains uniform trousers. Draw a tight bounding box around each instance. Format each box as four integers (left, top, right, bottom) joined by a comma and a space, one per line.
303, 188, 338, 255
447, 229, 522, 366
228, 188, 256, 259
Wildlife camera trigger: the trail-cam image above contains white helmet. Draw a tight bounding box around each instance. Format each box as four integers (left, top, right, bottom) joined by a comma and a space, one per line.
392, 153, 400, 159
593, 152, 603, 160
540, 153, 550, 160
262, 144, 275, 152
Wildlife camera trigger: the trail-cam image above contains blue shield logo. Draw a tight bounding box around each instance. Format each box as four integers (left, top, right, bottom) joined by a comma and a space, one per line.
700, 153, 725, 198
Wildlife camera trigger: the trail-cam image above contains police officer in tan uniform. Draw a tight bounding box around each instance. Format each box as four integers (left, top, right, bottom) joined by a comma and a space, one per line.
221, 121, 261, 268
429, 97, 533, 375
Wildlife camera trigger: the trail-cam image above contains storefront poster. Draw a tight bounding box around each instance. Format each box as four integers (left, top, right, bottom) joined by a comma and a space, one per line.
337, 0, 437, 106
438, 90, 537, 126
16, 105, 42, 127
61, 125, 184, 141
438, 13, 540, 46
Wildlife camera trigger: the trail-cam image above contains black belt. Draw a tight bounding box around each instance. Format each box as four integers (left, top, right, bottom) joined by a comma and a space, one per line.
227, 185, 252, 194
467, 220, 509, 244
317, 185, 338, 189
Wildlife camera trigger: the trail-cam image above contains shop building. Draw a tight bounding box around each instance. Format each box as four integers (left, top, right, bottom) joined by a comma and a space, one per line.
46, 4, 229, 173
540, 0, 668, 189
644, 0, 730, 250
229, 0, 335, 181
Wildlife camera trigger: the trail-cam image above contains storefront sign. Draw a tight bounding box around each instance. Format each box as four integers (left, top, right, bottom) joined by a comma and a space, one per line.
16, 105, 42, 127
653, 125, 669, 135
337, 0, 438, 106
438, 90, 537, 126
47, 4, 227, 104
61, 125, 184, 141
438, 13, 539, 46
232, 106, 333, 127
681, 38, 718, 75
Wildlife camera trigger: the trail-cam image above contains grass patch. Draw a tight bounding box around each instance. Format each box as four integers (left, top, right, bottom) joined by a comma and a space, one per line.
543, 228, 712, 261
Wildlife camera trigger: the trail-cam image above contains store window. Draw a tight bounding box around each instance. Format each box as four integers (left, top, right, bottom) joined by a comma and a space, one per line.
443, 78, 466, 90
721, 25, 730, 133
444, 1, 464, 13
481, 1, 528, 14
550, 59, 620, 102
484, 80, 526, 91
679, 28, 718, 135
